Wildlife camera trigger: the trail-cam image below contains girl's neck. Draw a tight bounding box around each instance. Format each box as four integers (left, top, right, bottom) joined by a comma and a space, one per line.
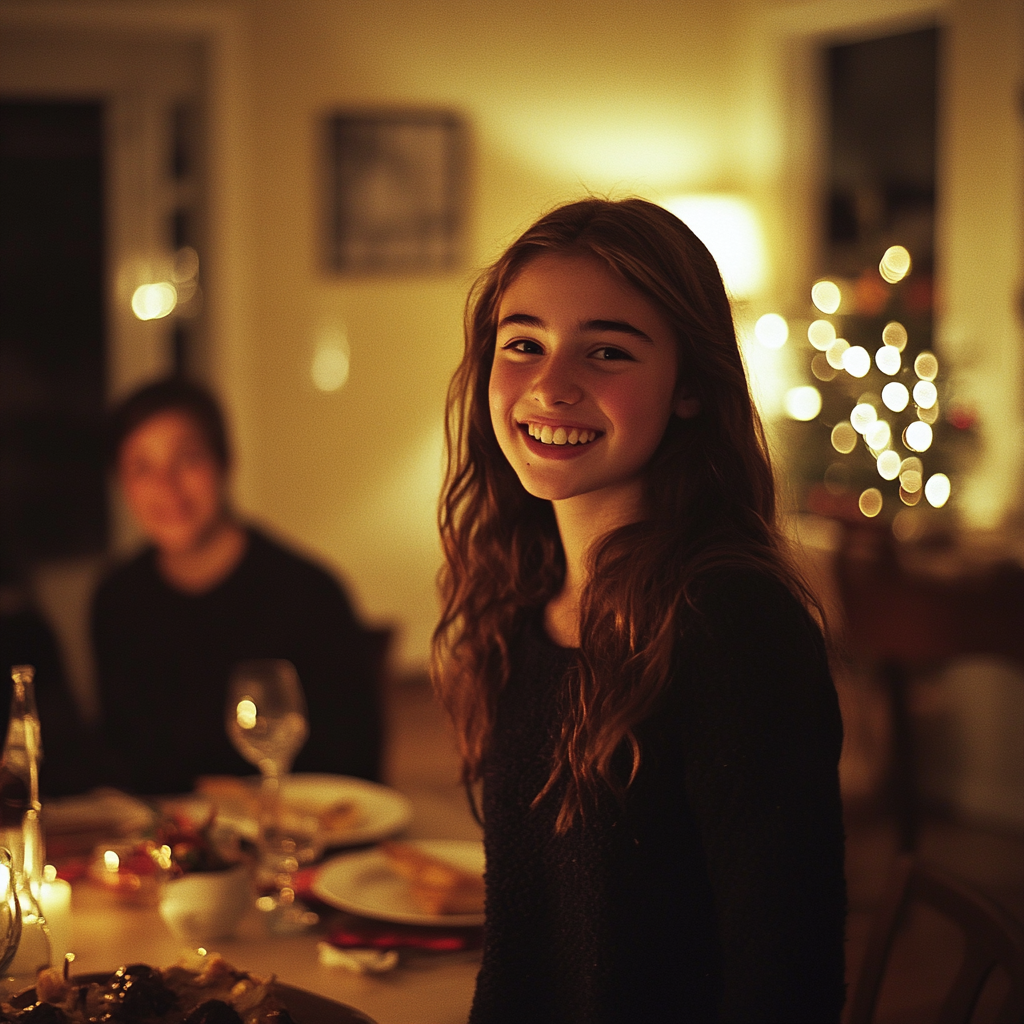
545, 485, 644, 648
157, 516, 248, 595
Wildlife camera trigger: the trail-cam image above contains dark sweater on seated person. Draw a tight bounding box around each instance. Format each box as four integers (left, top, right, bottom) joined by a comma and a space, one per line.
91, 526, 381, 795
470, 570, 846, 1024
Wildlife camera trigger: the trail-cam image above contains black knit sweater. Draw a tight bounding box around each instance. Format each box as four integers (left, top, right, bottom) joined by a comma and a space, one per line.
91, 526, 382, 794
470, 570, 846, 1024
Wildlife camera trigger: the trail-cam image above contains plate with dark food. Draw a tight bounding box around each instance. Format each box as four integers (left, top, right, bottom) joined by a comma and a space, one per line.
3, 952, 377, 1023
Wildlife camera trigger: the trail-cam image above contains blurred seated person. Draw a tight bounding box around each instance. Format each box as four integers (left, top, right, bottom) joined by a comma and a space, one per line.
91, 377, 382, 795
1, 553, 97, 796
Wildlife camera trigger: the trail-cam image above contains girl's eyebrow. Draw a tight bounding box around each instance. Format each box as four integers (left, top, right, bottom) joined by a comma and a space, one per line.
496, 312, 652, 341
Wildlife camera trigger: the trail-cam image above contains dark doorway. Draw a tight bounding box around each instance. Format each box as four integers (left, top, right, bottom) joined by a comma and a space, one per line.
825, 26, 939, 279
0, 100, 107, 568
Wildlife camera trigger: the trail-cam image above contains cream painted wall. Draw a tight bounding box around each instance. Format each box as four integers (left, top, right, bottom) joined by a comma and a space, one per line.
237, 0, 758, 668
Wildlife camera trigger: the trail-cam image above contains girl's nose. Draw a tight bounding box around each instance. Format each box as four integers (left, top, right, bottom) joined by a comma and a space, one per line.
531, 357, 583, 407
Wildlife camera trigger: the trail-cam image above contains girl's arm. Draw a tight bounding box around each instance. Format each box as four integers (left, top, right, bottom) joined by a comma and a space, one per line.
678, 569, 846, 1024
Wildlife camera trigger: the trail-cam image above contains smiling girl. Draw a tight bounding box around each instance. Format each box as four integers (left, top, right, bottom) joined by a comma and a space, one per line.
433, 198, 846, 1023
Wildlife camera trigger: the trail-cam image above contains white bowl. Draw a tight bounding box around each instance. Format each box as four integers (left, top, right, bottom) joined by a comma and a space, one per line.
159, 864, 253, 941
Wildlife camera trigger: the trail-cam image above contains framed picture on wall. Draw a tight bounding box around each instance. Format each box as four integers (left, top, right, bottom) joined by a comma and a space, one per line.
323, 110, 467, 273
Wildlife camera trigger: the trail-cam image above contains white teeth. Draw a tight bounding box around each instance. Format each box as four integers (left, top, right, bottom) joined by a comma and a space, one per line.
527, 424, 596, 445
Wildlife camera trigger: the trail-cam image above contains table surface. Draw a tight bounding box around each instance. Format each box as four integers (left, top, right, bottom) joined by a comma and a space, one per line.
67, 883, 480, 1024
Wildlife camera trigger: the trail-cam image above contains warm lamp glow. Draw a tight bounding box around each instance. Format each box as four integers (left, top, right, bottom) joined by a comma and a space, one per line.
311, 328, 351, 393
662, 195, 767, 299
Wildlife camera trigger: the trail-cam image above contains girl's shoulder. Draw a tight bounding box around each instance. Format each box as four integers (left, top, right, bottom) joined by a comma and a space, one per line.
677, 564, 831, 693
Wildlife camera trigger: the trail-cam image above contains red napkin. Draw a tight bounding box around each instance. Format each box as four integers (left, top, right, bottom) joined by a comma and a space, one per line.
327, 914, 483, 952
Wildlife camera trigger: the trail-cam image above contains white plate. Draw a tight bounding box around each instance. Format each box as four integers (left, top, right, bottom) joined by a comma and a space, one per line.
215, 773, 412, 849
41, 788, 156, 838
312, 839, 486, 926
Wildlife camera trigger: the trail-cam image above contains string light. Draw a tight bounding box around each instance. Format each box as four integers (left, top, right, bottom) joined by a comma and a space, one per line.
879, 245, 911, 284
859, 488, 883, 517
825, 338, 850, 369
811, 280, 841, 314
904, 421, 933, 452
913, 380, 937, 409
914, 351, 939, 381
784, 386, 822, 421
881, 381, 910, 412
851, 402, 878, 434
842, 346, 871, 378
808, 319, 836, 351
875, 346, 901, 374
882, 321, 908, 350
924, 473, 951, 507
831, 422, 858, 454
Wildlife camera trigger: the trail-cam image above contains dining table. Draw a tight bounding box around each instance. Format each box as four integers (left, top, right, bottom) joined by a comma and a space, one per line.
65, 882, 480, 1024
29, 690, 486, 1024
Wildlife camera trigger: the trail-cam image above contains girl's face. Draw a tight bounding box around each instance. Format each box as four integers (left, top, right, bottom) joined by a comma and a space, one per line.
118, 410, 227, 555
489, 253, 698, 513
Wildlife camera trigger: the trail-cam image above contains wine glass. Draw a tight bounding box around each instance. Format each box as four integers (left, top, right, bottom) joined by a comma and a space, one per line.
225, 659, 315, 933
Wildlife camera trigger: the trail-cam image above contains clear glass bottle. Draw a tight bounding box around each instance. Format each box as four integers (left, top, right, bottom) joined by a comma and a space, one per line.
1, 665, 51, 985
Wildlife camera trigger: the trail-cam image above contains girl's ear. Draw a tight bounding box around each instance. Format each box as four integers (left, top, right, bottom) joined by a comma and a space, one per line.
673, 386, 701, 419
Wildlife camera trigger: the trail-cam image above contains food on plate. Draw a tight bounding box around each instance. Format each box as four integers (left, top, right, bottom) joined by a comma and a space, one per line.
4, 953, 294, 1023
379, 841, 485, 916
196, 777, 360, 838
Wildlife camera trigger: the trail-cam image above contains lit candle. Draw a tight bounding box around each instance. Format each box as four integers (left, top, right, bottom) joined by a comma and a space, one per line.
39, 865, 73, 962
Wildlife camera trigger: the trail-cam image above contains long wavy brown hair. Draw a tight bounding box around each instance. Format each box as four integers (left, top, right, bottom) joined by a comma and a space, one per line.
432, 197, 821, 831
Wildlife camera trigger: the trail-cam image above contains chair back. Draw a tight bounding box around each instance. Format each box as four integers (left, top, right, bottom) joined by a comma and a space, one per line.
847, 856, 1024, 1024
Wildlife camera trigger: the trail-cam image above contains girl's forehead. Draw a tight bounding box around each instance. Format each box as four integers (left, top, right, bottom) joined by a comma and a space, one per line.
495, 252, 676, 340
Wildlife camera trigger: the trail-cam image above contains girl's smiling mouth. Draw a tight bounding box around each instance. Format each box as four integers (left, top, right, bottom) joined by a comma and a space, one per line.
520, 422, 602, 446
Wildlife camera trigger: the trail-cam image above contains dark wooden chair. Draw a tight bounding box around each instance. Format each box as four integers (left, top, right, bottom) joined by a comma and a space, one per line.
847, 856, 1024, 1024
833, 519, 1024, 849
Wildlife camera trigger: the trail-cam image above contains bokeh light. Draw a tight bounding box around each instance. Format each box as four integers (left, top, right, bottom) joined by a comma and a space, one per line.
808, 319, 837, 351
842, 345, 871, 378
900, 486, 923, 506
876, 449, 901, 480
881, 381, 910, 413
784, 385, 822, 421
892, 509, 922, 541
826, 338, 850, 369
925, 473, 951, 508
811, 354, 838, 381
851, 402, 878, 434
900, 458, 923, 493
811, 280, 842, 314
904, 421, 933, 452
131, 282, 177, 321
831, 421, 858, 454
754, 313, 789, 349
879, 245, 912, 284
913, 380, 938, 409
875, 346, 901, 374
859, 488, 883, 518
918, 402, 940, 424
865, 420, 891, 451
914, 351, 939, 381
882, 321, 908, 351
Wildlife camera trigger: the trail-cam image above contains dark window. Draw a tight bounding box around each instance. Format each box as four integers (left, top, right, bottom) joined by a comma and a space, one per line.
0, 100, 107, 565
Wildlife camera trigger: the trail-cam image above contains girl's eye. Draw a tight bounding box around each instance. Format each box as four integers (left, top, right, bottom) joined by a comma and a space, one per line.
503, 338, 543, 354
593, 346, 634, 361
